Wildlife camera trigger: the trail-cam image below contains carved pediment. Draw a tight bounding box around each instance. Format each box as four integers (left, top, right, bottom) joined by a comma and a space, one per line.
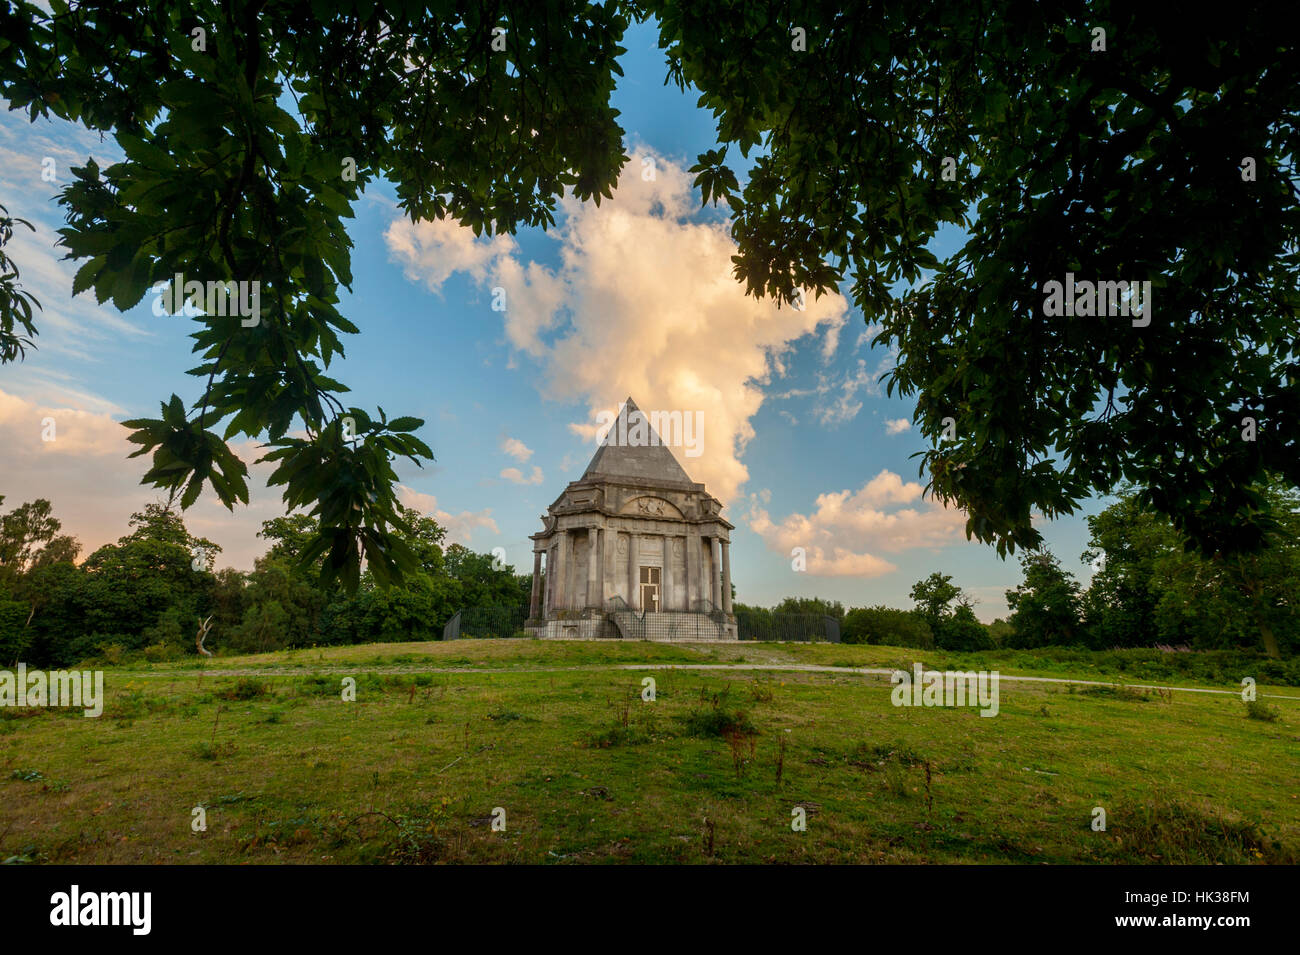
620, 495, 684, 520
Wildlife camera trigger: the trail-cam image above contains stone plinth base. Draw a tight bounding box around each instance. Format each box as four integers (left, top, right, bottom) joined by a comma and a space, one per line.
528, 611, 737, 642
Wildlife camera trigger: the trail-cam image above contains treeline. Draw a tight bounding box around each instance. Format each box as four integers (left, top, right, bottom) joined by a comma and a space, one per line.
2, 478, 1296, 666
740, 482, 1300, 659
0, 498, 528, 668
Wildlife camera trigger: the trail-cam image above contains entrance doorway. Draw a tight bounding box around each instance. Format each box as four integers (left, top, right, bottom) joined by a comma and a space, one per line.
639, 566, 661, 611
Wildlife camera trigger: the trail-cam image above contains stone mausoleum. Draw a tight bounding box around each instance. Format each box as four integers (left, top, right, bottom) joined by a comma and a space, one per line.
528, 398, 737, 640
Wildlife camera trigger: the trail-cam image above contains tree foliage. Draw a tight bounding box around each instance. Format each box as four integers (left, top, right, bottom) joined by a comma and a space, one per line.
841, 604, 933, 649
2, 2, 1298, 586
0, 0, 629, 589
657, 1, 1300, 558
1005, 550, 1084, 649
1082, 482, 1300, 656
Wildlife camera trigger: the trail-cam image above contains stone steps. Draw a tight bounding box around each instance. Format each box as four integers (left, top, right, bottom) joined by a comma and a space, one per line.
609, 610, 732, 642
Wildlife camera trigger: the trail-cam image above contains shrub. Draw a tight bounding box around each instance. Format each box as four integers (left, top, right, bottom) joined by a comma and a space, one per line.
143, 641, 181, 662
681, 706, 755, 738
1245, 700, 1280, 722
842, 606, 934, 649
219, 677, 270, 701
935, 605, 995, 652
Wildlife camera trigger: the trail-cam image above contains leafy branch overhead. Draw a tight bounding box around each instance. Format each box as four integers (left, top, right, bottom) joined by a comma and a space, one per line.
657, 1, 1300, 557
1, 0, 1298, 587
0, 0, 628, 589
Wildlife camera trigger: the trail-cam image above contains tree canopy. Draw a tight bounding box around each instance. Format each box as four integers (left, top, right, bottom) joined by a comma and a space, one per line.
2, 1, 1297, 589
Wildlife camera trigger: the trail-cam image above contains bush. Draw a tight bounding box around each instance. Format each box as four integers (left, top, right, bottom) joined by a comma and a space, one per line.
1245, 700, 1280, 722
143, 641, 182, 662
218, 677, 270, 701
842, 606, 934, 649
935, 605, 996, 652
680, 706, 756, 738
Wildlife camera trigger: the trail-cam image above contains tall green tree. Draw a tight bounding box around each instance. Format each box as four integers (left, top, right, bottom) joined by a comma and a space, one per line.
76, 503, 220, 656
0, 496, 81, 660
909, 572, 962, 630
772, 596, 845, 620
1083, 482, 1300, 656
1005, 550, 1084, 648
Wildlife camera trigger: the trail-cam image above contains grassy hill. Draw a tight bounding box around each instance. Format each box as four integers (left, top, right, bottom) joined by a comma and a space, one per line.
2, 640, 1297, 864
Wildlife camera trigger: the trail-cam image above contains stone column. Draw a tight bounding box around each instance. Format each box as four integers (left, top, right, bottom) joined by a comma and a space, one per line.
586, 526, 600, 609
596, 527, 606, 609
530, 551, 543, 618
710, 537, 722, 608
662, 535, 675, 611
684, 530, 695, 611
554, 530, 569, 610
628, 532, 639, 609
721, 539, 733, 613
700, 535, 711, 609
545, 545, 556, 613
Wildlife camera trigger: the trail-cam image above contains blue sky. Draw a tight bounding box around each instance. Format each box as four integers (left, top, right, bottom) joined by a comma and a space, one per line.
0, 20, 1104, 620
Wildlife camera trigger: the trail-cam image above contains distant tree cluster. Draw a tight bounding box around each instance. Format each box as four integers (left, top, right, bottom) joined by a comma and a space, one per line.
0, 496, 528, 668
744, 482, 1299, 659
1009, 482, 1300, 658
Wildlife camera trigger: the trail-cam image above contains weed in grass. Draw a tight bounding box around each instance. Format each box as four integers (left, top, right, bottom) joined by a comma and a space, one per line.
334, 806, 449, 864
1245, 700, 1280, 722
296, 675, 338, 697
1, 845, 47, 865
218, 680, 269, 701
8, 772, 68, 796
1080, 684, 1149, 702
191, 741, 237, 761
1113, 802, 1294, 864
850, 742, 927, 768
681, 705, 756, 739
582, 715, 657, 748
725, 727, 757, 778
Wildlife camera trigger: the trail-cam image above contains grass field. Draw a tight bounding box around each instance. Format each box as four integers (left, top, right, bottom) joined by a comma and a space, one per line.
2, 639, 1297, 864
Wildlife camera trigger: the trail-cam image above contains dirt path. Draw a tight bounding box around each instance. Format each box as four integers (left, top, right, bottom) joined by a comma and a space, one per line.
112, 662, 1300, 700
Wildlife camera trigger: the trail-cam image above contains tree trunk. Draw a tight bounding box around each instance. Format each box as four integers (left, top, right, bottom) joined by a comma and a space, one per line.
1254, 602, 1281, 659
1234, 556, 1281, 659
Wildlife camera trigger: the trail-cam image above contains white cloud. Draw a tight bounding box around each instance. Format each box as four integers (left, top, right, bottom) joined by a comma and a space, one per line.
856, 323, 884, 350
499, 465, 544, 486
397, 485, 499, 543
383, 214, 516, 293
385, 146, 852, 504
745, 470, 968, 577
500, 436, 533, 462
0, 388, 283, 570
885, 418, 911, 435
